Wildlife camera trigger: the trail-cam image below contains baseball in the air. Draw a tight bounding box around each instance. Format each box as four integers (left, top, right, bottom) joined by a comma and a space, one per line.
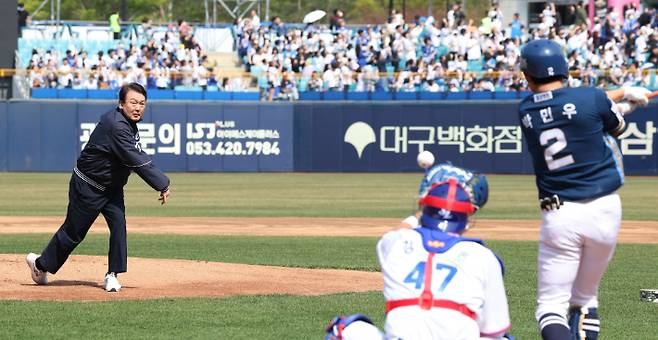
417, 151, 435, 169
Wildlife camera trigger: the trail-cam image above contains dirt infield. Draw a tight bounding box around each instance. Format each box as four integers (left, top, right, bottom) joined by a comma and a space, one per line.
0, 254, 381, 301
1, 216, 656, 301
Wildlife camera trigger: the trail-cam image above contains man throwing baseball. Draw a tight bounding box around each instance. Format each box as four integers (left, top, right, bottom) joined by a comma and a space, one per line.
26, 83, 170, 292
518, 39, 651, 339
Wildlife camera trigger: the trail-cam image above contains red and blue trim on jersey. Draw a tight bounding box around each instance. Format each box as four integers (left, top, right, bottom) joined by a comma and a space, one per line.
415, 226, 506, 275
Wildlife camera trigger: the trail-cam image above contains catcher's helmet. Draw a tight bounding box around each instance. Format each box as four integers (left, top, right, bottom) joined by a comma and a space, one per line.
419, 163, 489, 211
520, 39, 568, 80
419, 178, 476, 234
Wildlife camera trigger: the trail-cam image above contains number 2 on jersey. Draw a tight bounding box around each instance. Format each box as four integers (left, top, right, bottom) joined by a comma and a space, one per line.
403, 261, 458, 292
540, 128, 574, 171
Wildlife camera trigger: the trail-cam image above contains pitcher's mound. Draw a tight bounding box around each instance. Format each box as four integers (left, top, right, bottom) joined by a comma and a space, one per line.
0, 254, 381, 301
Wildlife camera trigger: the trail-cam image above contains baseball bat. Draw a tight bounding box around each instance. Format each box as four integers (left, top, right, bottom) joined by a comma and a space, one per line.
647, 90, 658, 99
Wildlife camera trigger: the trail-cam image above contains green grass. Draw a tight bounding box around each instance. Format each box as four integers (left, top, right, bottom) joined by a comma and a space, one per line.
1, 172, 656, 339
0, 173, 656, 220
0, 293, 386, 340
0, 234, 380, 271
2, 234, 657, 339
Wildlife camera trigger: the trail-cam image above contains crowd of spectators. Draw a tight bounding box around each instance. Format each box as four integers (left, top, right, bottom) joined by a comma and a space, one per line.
234, 2, 658, 100
22, 2, 658, 101
25, 19, 248, 92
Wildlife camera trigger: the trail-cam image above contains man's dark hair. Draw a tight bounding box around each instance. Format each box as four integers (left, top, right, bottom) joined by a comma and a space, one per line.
119, 83, 147, 102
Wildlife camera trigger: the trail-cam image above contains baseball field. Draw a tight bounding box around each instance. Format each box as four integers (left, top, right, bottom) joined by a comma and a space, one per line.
0, 172, 656, 339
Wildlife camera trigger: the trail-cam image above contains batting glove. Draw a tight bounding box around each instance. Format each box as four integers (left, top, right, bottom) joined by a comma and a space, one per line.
613, 101, 637, 116
623, 86, 651, 107
539, 194, 562, 212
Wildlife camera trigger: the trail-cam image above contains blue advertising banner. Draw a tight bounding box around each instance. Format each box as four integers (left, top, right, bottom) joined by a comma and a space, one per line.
0, 102, 7, 171
3, 101, 294, 172
293, 102, 657, 175
0, 100, 655, 174
40, 102, 79, 171
76, 102, 294, 172
617, 105, 658, 175
294, 102, 535, 173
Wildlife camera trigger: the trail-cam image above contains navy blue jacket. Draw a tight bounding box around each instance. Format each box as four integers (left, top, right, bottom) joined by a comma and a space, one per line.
77, 108, 170, 192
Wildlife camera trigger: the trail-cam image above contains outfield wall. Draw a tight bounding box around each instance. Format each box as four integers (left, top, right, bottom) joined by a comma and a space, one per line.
0, 100, 656, 175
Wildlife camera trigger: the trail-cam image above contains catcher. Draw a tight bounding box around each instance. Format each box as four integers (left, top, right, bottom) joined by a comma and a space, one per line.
400, 155, 489, 229
326, 153, 512, 340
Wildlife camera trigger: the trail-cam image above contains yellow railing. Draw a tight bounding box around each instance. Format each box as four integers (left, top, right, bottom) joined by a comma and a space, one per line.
4, 68, 656, 81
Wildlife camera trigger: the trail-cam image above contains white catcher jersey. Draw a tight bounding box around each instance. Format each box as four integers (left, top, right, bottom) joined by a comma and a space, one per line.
377, 227, 511, 339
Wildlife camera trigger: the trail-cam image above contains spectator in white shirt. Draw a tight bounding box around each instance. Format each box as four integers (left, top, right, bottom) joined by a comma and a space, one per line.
250, 10, 260, 29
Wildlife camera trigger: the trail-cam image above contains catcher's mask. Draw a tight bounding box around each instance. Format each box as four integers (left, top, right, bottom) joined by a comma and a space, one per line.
419, 178, 475, 233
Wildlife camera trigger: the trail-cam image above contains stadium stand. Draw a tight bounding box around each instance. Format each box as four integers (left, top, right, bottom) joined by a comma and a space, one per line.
16, 4, 658, 101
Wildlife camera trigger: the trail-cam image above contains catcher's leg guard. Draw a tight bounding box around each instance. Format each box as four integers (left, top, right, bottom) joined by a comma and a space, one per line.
539, 313, 570, 340
568, 306, 599, 340
325, 313, 382, 340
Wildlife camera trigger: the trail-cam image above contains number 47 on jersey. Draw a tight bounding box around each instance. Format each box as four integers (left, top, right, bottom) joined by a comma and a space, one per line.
404, 261, 458, 292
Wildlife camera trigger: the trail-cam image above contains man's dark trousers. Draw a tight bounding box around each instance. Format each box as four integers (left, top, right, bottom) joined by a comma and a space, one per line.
38, 172, 127, 274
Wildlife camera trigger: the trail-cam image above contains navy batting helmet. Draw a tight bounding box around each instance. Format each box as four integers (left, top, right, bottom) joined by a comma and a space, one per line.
520, 39, 568, 80
419, 178, 476, 234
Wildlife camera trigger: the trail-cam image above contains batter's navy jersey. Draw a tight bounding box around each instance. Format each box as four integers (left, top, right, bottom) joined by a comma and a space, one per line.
518, 87, 625, 201
77, 108, 169, 192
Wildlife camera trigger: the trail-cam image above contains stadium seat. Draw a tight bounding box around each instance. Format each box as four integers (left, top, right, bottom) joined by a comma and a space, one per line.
386, 65, 395, 76
518, 91, 532, 99
346, 92, 369, 101
175, 90, 204, 100
298, 77, 310, 92
299, 91, 322, 100
148, 89, 175, 100
87, 89, 117, 99
649, 72, 656, 89
257, 76, 269, 90
203, 91, 231, 100
419, 92, 444, 100
323, 92, 345, 100
445, 92, 468, 100
231, 92, 260, 101
174, 85, 202, 91
58, 89, 88, 99
437, 45, 449, 57
494, 91, 517, 100
395, 92, 418, 101
469, 91, 493, 100
371, 91, 393, 101
250, 65, 263, 77
467, 60, 483, 72
31, 88, 58, 99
